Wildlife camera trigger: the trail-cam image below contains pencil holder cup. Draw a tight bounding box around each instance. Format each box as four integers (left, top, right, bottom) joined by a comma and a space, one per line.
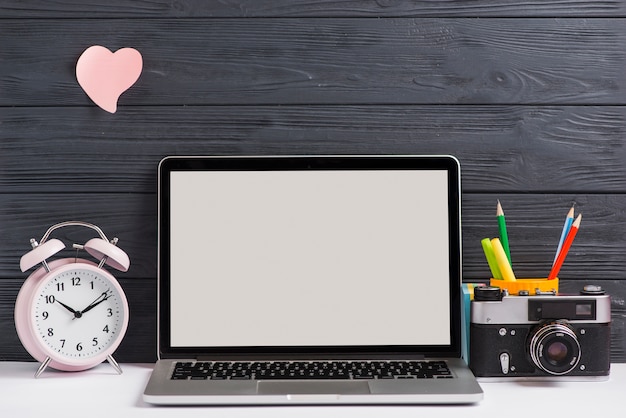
489, 278, 559, 296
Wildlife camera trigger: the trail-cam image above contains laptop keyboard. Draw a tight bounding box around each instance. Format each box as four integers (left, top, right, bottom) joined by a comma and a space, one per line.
171, 360, 452, 380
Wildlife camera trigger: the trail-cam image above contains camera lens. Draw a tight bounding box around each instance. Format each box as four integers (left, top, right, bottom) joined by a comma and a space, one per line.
529, 320, 581, 375
546, 341, 569, 363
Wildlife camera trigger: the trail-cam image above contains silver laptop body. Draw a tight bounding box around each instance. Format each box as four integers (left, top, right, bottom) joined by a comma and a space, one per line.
143, 155, 483, 405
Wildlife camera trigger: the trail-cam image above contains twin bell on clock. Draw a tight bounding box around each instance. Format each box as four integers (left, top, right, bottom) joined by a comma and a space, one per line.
14, 221, 130, 378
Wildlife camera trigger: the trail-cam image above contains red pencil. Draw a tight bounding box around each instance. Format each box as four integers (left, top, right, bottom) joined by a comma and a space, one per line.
548, 214, 582, 280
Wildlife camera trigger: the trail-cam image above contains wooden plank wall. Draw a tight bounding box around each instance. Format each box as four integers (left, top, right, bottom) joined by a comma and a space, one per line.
1, 1, 626, 363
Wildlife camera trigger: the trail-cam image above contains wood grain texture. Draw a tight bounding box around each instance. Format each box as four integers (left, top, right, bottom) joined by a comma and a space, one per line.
1, 18, 626, 106
2, 278, 624, 363
1, 193, 625, 281
1, 106, 624, 193
2, 1, 626, 18
2, 1, 626, 362
0, 194, 157, 280
462, 195, 626, 280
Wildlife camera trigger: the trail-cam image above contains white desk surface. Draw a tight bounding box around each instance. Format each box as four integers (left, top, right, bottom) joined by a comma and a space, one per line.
1, 361, 622, 417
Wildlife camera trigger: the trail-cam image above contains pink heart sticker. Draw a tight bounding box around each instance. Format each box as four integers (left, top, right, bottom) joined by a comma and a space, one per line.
76, 45, 143, 113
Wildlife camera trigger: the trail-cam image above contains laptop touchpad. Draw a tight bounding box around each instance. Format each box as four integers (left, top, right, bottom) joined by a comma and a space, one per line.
257, 381, 371, 395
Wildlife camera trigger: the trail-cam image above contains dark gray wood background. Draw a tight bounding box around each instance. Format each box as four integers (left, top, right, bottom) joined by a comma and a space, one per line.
2, 1, 626, 363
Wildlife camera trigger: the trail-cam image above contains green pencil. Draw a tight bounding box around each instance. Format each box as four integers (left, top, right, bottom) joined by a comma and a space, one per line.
496, 200, 511, 265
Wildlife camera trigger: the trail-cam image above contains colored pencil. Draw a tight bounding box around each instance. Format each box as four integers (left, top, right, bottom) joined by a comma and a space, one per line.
491, 238, 516, 282
548, 214, 582, 280
496, 200, 511, 264
553, 206, 575, 266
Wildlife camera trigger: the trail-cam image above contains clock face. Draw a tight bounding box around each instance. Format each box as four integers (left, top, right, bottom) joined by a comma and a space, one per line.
31, 266, 127, 361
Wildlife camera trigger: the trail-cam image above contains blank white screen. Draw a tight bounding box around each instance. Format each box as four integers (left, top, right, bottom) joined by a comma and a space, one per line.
169, 170, 451, 347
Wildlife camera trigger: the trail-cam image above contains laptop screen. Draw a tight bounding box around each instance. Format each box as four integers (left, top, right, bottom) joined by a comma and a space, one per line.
158, 156, 462, 358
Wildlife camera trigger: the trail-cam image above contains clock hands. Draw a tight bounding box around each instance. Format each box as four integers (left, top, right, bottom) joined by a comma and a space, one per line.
55, 299, 82, 319
80, 291, 111, 315
54, 290, 111, 320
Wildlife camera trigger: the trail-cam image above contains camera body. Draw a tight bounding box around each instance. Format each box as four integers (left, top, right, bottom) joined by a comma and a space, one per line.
469, 285, 611, 380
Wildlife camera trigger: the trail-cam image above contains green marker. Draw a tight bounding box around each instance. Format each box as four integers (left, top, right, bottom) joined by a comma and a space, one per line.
481, 238, 502, 280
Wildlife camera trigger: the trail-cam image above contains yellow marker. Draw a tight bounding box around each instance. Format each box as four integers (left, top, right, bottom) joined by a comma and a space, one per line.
491, 238, 516, 281
481, 238, 502, 280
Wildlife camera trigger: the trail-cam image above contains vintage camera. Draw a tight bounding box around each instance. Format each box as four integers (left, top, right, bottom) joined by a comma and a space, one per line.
469, 285, 611, 380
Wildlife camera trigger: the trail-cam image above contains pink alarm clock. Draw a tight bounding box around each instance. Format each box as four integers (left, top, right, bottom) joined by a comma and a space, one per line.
14, 221, 130, 377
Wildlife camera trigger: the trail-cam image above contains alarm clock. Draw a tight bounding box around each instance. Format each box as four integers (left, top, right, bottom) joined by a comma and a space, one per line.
14, 221, 130, 378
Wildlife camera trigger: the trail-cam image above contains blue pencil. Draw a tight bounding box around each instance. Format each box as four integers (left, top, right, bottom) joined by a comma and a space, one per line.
553, 206, 575, 266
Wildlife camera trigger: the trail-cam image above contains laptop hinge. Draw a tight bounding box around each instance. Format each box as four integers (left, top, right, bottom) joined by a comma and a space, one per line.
194, 354, 427, 362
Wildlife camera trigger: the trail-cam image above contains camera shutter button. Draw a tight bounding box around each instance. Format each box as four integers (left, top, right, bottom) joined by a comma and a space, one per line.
499, 353, 510, 374
581, 285, 605, 295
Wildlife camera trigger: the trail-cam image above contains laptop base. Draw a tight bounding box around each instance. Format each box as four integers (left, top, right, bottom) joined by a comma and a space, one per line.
144, 358, 483, 405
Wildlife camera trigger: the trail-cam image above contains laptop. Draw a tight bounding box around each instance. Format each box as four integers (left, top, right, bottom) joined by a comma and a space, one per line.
143, 155, 483, 405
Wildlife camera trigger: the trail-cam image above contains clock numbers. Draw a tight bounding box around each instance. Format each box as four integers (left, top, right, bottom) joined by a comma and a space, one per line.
34, 268, 125, 359
54, 277, 82, 292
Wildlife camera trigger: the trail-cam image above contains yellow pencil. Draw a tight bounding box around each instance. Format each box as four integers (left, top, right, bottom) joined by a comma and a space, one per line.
491, 238, 516, 281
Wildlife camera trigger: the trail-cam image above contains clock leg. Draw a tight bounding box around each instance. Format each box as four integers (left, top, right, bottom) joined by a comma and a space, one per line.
107, 354, 123, 375
35, 356, 51, 378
